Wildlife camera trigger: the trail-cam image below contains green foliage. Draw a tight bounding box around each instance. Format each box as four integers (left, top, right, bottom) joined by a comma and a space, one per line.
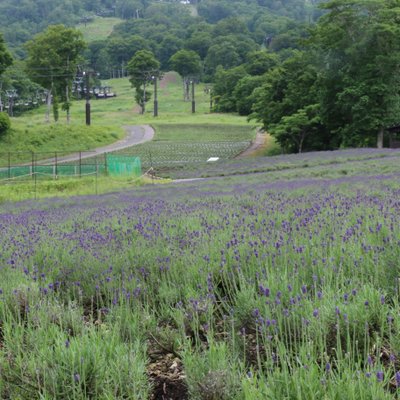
0, 32, 12, 75
233, 75, 265, 115
0, 112, 11, 136
127, 50, 160, 113
212, 66, 248, 113
310, 0, 400, 148
272, 104, 322, 153
244, 51, 278, 76
25, 25, 86, 122
169, 49, 202, 79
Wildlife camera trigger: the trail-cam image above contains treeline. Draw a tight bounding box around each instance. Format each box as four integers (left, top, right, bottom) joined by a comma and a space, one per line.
90, 8, 309, 79
212, 0, 400, 152
0, 0, 317, 55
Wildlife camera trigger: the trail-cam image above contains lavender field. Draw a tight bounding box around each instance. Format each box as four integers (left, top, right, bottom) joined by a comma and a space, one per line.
1, 149, 400, 399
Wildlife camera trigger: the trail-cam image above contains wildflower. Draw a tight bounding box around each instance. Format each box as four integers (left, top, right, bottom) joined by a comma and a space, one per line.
376, 371, 384, 382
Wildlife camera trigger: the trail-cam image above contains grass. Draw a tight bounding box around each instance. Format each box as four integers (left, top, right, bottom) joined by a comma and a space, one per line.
76, 16, 124, 42
0, 123, 124, 164
0, 174, 162, 202
0, 72, 258, 182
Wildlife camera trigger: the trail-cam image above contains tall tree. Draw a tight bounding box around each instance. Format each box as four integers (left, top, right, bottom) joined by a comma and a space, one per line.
25, 25, 85, 123
0, 32, 13, 77
169, 49, 201, 101
0, 32, 13, 114
251, 51, 333, 152
127, 50, 160, 114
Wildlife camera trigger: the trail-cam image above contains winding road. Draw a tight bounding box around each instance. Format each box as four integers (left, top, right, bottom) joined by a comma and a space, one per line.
41, 125, 154, 164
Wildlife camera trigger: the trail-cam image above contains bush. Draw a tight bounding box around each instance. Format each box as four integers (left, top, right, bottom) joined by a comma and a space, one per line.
0, 112, 11, 136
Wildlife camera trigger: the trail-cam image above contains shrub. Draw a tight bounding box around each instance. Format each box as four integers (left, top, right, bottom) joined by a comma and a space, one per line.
0, 112, 11, 136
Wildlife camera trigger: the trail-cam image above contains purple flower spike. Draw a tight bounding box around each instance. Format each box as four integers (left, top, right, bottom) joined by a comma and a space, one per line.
376, 371, 384, 382
313, 308, 319, 318
396, 371, 400, 387
325, 362, 331, 373
74, 373, 80, 382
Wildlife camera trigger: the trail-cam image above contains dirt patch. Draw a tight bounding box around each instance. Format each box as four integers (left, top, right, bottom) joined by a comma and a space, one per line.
160, 72, 178, 90
148, 339, 188, 400
235, 129, 269, 158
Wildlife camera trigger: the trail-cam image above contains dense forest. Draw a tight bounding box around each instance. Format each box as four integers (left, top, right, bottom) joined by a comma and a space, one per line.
1, 0, 399, 152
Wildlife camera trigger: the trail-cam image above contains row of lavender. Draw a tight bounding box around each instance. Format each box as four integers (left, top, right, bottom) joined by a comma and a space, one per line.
0, 164, 400, 398
166, 147, 400, 179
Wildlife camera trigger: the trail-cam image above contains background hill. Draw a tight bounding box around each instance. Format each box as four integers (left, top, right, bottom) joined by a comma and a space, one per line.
0, 0, 320, 56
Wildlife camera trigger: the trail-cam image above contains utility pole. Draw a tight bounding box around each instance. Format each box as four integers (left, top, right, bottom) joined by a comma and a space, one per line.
152, 75, 158, 117
6, 89, 17, 117
191, 79, 195, 113
83, 71, 91, 125
0, 82, 3, 112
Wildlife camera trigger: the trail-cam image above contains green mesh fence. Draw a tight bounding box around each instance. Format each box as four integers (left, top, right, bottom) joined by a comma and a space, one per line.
0, 165, 107, 180
106, 154, 141, 177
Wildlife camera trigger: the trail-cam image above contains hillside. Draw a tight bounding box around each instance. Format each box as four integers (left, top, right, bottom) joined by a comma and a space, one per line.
0, 0, 318, 54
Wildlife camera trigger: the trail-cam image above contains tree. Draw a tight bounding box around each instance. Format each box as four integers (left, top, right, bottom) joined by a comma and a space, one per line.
0, 32, 12, 76
127, 50, 160, 114
0, 112, 11, 137
212, 65, 247, 112
169, 49, 201, 101
310, 0, 400, 148
25, 25, 86, 123
251, 51, 333, 152
271, 104, 322, 153
233, 75, 265, 115
244, 51, 278, 76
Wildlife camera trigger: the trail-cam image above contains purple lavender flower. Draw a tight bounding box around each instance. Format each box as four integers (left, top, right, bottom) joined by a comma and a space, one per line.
376, 371, 384, 382
396, 371, 400, 387
325, 362, 331, 373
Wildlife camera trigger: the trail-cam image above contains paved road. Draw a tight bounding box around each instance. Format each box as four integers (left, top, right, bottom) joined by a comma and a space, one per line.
40, 125, 154, 164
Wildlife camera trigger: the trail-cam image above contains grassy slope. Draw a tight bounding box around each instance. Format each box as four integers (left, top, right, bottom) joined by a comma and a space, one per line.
1, 73, 255, 163
76, 16, 124, 42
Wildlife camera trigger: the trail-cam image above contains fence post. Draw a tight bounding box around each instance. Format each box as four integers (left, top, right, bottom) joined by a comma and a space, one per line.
95, 157, 98, 195
31, 152, 35, 180
79, 151, 82, 178
8, 152, 10, 179
104, 152, 108, 175
55, 152, 58, 178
